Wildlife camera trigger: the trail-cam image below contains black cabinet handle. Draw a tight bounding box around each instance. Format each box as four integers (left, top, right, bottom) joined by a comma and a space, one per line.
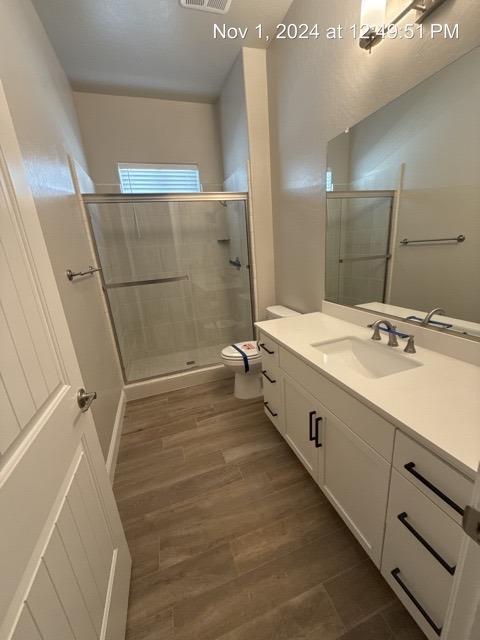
259, 343, 275, 355
314, 416, 323, 448
391, 568, 442, 636
308, 411, 316, 442
404, 462, 464, 516
264, 402, 278, 417
397, 512, 456, 575
262, 370, 276, 384
308, 412, 322, 448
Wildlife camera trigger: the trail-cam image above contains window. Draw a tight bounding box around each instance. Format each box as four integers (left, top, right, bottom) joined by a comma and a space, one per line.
118, 163, 202, 193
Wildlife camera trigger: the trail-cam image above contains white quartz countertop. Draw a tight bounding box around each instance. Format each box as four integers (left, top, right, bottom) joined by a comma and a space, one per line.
256, 312, 480, 478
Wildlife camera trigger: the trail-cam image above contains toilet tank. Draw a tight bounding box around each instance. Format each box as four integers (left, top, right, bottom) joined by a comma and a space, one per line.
266, 305, 301, 319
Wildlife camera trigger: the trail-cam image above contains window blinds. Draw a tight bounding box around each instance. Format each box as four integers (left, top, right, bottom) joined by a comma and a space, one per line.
118, 163, 201, 193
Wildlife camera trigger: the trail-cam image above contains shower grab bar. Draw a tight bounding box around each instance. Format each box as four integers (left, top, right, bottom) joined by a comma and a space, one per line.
104, 275, 189, 289
400, 234, 465, 246
339, 253, 391, 263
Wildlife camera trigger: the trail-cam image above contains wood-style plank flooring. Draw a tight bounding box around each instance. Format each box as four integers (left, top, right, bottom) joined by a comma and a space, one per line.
114, 379, 425, 640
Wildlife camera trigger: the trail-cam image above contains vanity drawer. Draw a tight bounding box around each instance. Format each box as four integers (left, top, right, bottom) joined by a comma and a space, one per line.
394, 431, 473, 525
258, 333, 279, 366
382, 470, 462, 639
279, 347, 395, 460
262, 365, 284, 434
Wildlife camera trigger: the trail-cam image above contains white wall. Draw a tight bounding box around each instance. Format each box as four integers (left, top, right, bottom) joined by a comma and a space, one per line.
267, 0, 480, 313
218, 55, 250, 193
0, 0, 123, 458
73, 92, 224, 192
218, 48, 276, 320
347, 48, 480, 322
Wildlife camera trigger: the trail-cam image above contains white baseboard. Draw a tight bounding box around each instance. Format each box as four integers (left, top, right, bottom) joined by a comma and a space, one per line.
106, 389, 126, 483
124, 364, 233, 402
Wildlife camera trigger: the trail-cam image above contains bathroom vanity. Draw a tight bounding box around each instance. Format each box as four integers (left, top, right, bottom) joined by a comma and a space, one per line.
256, 312, 480, 640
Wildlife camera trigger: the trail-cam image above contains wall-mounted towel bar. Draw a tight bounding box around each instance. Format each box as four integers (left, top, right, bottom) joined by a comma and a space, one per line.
66, 266, 102, 281
400, 234, 465, 246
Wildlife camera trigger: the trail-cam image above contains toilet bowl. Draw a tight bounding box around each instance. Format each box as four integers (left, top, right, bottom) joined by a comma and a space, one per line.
221, 341, 263, 399
222, 306, 301, 400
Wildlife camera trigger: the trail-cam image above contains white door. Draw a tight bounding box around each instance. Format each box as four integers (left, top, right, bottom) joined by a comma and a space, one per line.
0, 82, 131, 640
443, 464, 480, 640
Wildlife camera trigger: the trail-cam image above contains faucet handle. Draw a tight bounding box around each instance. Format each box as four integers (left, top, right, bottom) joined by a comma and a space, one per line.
404, 335, 416, 354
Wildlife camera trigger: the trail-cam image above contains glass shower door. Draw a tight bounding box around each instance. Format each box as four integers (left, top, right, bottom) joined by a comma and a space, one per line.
85, 195, 253, 382
325, 193, 393, 307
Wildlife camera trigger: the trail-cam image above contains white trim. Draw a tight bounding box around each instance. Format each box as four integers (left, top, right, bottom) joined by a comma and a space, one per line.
124, 365, 232, 402
105, 390, 126, 483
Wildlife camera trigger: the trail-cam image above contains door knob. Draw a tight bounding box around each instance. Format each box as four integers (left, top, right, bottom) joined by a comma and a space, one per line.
77, 388, 97, 413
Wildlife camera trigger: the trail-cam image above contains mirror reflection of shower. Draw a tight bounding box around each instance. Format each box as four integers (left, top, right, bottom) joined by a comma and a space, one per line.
326, 192, 393, 307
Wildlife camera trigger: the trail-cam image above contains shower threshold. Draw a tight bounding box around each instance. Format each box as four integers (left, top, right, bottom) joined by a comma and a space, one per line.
126, 343, 227, 382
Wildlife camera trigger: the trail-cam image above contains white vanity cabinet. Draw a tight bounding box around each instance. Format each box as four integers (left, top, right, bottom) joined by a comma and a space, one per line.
322, 407, 391, 567
257, 326, 475, 639
283, 374, 324, 480
259, 331, 392, 566
381, 433, 472, 640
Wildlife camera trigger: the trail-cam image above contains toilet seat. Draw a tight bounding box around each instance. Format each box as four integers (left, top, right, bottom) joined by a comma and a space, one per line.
221, 341, 261, 361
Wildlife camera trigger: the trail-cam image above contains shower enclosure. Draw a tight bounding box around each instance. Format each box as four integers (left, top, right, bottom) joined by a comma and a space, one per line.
325, 191, 394, 306
83, 193, 254, 383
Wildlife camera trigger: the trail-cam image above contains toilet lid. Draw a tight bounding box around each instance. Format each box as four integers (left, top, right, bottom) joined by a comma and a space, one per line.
221, 341, 261, 360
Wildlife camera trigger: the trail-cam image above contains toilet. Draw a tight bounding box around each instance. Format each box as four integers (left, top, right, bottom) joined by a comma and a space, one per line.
221, 306, 300, 399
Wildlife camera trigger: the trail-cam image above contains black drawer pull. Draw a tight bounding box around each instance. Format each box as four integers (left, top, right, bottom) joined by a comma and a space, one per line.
264, 402, 278, 417
397, 512, 456, 575
308, 410, 316, 442
259, 343, 275, 355
314, 416, 323, 448
404, 462, 464, 516
391, 568, 442, 636
262, 370, 276, 384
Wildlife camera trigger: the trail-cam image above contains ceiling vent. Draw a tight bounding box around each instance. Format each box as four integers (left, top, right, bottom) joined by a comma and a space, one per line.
179, 0, 233, 14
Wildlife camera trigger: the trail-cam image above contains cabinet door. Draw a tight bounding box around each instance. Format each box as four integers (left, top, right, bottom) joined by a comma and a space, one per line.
283, 375, 323, 482
322, 408, 390, 567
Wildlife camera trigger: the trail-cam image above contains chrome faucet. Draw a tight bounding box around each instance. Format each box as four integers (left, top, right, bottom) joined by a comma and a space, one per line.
368, 319, 416, 353
422, 308, 446, 326
369, 319, 399, 347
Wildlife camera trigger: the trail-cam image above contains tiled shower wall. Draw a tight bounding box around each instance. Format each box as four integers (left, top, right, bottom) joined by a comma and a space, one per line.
88, 201, 253, 380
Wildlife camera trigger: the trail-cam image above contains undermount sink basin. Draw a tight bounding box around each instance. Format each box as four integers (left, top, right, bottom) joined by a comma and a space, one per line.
311, 336, 423, 379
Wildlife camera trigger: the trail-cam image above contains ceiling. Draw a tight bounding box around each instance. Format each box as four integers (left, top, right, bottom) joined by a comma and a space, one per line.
32, 0, 295, 102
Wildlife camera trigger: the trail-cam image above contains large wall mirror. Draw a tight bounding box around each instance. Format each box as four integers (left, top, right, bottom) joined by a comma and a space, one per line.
325, 46, 480, 339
